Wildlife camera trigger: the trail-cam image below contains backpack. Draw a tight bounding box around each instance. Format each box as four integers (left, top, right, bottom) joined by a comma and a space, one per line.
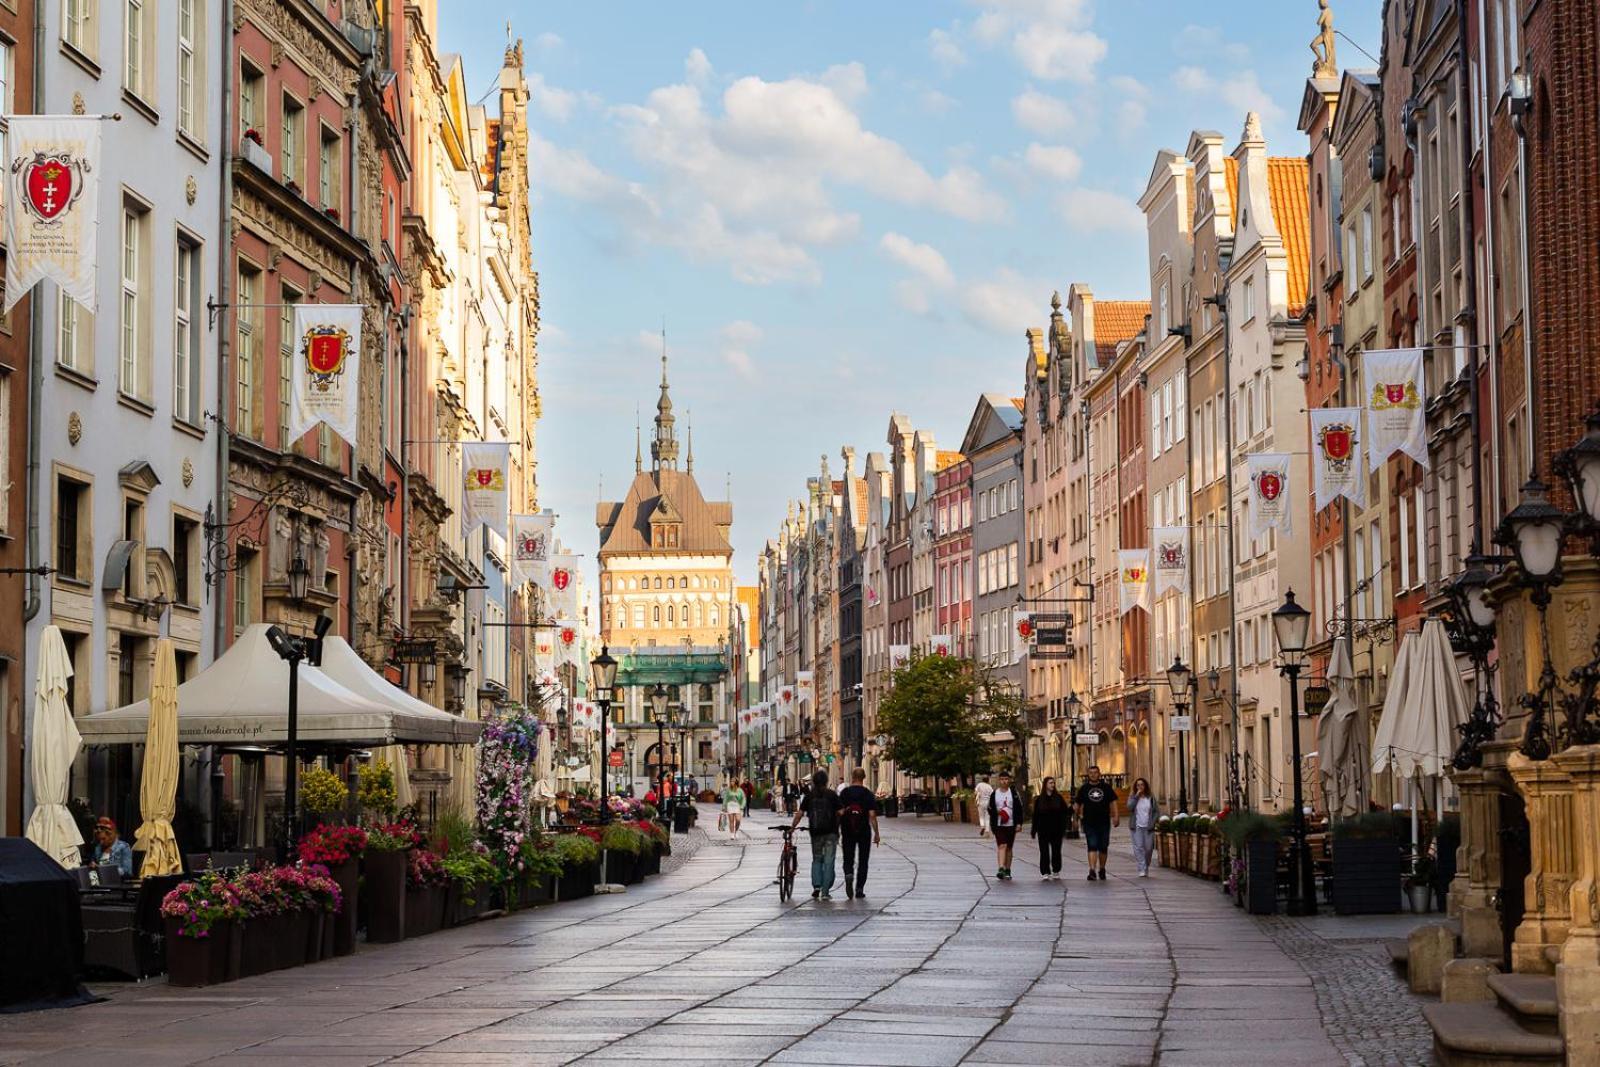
808, 790, 840, 835
840, 802, 869, 836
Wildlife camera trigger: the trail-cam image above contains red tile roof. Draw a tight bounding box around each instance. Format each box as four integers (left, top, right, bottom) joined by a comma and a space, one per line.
1093, 301, 1151, 347
1267, 156, 1311, 318
1224, 156, 1239, 227
936, 450, 965, 472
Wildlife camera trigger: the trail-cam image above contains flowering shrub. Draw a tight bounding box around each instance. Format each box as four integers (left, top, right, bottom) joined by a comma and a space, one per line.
359, 761, 398, 819
547, 833, 600, 869
160, 871, 244, 938
160, 864, 340, 939
366, 820, 422, 852
407, 848, 449, 889
243, 127, 264, 145
441, 844, 498, 896
299, 768, 349, 816
600, 823, 648, 855
298, 824, 368, 867
476, 707, 542, 877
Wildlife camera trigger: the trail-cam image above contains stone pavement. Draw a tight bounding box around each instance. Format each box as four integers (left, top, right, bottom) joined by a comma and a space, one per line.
0, 809, 1434, 1066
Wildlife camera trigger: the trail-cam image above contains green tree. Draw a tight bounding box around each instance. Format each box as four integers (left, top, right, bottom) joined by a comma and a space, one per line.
877, 653, 1028, 786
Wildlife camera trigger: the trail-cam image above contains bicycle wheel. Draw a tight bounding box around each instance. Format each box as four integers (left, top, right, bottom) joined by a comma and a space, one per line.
778, 847, 796, 901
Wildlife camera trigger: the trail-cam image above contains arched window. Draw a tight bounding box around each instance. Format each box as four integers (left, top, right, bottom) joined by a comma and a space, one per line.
693, 602, 703, 627
654, 577, 662, 589
691, 575, 700, 588
632, 605, 644, 626
653, 605, 661, 623
711, 578, 719, 589
710, 606, 719, 627
682, 603, 690, 627
666, 604, 674, 624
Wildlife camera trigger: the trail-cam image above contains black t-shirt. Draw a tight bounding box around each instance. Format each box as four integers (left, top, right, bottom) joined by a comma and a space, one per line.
1075, 781, 1117, 827
837, 785, 878, 836
803, 788, 841, 836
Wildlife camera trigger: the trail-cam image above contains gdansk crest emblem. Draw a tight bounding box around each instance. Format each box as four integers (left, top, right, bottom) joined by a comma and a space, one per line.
1254, 469, 1283, 501
1317, 420, 1357, 472
1371, 379, 1421, 411
17, 151, 88, 224
466, 466, 505, 491
301, 325, 352, 392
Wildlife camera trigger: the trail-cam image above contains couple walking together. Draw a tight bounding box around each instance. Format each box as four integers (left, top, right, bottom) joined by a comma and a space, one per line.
789, 768, 881, 900
986, 767, 1162, 881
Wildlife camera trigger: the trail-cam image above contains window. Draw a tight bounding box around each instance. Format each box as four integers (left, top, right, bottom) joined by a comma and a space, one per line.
319, 128, 340, 210
173, 514, 198, 605
239, 63, 263, 142
64, 0, 97, 59
1242, 277, 1256, 321
1360, 208, 1374, 280
1345, 226, 1357, 280
1158, 281, 1170, 337
281, 97, 304, 187
1398, 492, 1412, 589
1150, 392, 1162, 458
55, 474, 89, 582
236, 264, 260, 437
119, 205, 149, 399
278, 288, 300, 448
1008, 544, 1019, 587
123, 0, 152, 99
0, 39, 13, 115
176, 0, 203, 138
233, 548, 257, 632
121, 495, 145, 598
1162, 380, 1174, 449
1414, 485, 1427, 586
1173, 376, 1186, 443
58, 294, 93, 373
174, 238, 201, 423
0, 376, 9, 535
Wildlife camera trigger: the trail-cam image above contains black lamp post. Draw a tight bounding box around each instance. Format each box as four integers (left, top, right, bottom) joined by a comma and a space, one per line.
1272, 589, 1317, 916
287, 551, 311, 602
590, 646, 619, 824
1166, 657, 1193, 814
1448, 553, 1504, 770
1496, 476, 1568, 759
650, 682, 670, 804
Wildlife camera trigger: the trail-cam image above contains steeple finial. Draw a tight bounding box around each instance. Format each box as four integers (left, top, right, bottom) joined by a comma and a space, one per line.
651, 326, 680, 471
686, 409, 694, 474
634, 405, 642, 473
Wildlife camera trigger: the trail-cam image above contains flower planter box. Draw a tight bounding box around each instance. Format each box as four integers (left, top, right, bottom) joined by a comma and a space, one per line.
365, 849, 408, 943
1198, 836, 1221, 880
1245, 839, 1279, 915
404, 886, 444, 938
557, 862, 597, 900
1331, 836, 1403, 915
241, 137, 273, 176
1157, 832, 1173, 868
328, 857, 359, 957
514, 875, 554, 910
163, 918, 235, 987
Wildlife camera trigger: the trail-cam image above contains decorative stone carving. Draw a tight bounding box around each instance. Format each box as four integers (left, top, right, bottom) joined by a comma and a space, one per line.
67, 413, 82, 446
72, 93, 86, 116
313, 526, 331, 586
185, 175, 198, 205
181, 458, 194, 488
1311, 0, 1338, 79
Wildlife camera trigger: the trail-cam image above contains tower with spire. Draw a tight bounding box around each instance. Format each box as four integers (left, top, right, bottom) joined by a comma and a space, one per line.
651, 352, 680, 472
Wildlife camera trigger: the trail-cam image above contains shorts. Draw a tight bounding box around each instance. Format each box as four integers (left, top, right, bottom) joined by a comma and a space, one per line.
992, 825, 1017, 846
1083, 823, 1110, 852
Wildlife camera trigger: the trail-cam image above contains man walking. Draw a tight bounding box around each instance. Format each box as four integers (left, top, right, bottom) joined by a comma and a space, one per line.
837, 768, 881, 899
974, 774, 994, 838
1073, 764, 1119, 880
986, 770, 1021, 879
791, 770, 842, 900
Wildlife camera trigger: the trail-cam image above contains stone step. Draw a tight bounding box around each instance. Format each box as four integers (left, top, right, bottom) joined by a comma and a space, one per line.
1487, 973, 1560, 1036
1424, 1002, 1564, 1067
1386, 937, 1410, 968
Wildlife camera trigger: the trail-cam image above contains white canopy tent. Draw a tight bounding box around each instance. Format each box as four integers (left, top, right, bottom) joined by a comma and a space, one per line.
78, 625, 480, 748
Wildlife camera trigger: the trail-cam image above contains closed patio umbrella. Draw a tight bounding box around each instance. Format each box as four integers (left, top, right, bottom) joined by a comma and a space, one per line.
25, 626, 82, 868
1317, 640, 1367, 817
134, 639, 182, 877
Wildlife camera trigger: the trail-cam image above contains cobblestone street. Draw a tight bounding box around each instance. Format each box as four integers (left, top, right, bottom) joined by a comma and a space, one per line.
1, 809, 1435, 1066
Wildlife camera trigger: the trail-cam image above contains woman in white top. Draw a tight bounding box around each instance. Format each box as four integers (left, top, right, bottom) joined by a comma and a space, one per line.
974, 776, 994, 838
721, 782, 746, 836
1127, 777, 1160, 877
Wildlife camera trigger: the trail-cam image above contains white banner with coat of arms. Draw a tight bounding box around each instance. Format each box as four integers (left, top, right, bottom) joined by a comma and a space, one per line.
1246, 453, 1293, 540
1364, 348, 1429, 470
4, 117, 101, 313
1311, 407, 1366, 508
288, 303, 362, 447
1118, 549, 1151, 616
510, 514, 554, 588
1152, 526, 1189, 598
462, 441, 511, 538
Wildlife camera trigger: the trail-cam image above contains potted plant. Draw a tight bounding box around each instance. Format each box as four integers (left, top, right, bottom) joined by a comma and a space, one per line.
551, 831, 600, 900
364, 822, 415, 943
359, 761, 399, 821
404, 848, 449, 937
240, 128, 272, 174
1406, 853, 1436, 914
298, 824, 366, 956
1330, 812, 1404, 915
1156, 815, 1173, 867
951, 787, 976, 824
600, 823, 646, 885
159, 873, 243, 986
1221, 811, 1283, 915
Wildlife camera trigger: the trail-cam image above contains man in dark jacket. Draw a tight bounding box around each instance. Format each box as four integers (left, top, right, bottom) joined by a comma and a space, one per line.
791, 770, 841, 900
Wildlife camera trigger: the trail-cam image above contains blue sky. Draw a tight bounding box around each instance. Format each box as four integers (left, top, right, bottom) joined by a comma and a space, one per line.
439, 0, 1383, 584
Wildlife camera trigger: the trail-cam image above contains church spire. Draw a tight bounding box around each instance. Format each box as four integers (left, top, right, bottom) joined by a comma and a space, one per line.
650, 333, 680, 472
686, 409, 694, 474
634, 405, 642, 474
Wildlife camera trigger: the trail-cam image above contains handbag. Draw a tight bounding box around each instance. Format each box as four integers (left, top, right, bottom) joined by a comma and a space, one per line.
717, 812, 728, 832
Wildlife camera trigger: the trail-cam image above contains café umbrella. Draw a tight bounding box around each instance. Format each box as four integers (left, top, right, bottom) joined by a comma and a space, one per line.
25, 626, 82, 868
133, 639, 182, 877
1316, 639, 1368, 817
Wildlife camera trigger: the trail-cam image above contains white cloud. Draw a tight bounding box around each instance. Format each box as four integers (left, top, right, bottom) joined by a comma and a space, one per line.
921, 88, 957, 115
1177, 24, 1251, 65
685, 48, 714, 87
819, 62, 868, 104
1173, 66, 1212, 93
1059, 188, 1144, 232
894, 280, 933, 315
968, 0, 1106, 83
928, 27, 967, 70
527, 73, 595, 123
720, 320, 764, 380
532, 32, 563, 53
879, 232, 954, 287
529, 134, 658, 221
961, 267, 1049, 335
1023, 142, 1082, 181
1170, 67, 1284, 125
1011, 88, 1076, 136
1109, 75, 1149, 131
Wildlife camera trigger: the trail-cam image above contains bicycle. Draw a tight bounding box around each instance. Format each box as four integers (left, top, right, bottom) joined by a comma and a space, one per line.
776, 824, 805, 902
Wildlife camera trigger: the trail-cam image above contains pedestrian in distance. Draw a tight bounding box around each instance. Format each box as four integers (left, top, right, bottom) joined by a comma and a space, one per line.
791, 770, 842, 899
986, 770, 1022, 879
721, 780, 746, 838
1128, 777, 1160, 877
837, 767, 881, 899
1030, 776, 1069, 880
974, 774, 994, 838
1073, 764, 1119, 880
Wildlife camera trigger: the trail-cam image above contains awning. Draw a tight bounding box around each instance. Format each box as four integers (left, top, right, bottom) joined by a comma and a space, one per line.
78, 625, 477, 747
316, 637, 481, 745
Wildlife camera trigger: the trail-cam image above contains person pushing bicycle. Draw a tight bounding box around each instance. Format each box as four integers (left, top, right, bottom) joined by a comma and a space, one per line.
790, 769, 841, 900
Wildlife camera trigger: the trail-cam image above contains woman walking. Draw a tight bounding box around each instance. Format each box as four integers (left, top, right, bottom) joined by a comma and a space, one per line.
722, 780, 746, 837
1128, 777, 1160, 876
1030, 777, 1070, 880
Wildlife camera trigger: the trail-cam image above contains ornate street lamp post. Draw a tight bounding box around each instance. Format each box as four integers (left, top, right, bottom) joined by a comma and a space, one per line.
650, 682, 670, 806
1272, 589, 1316, 916
1166, 658, 1193, 815
1496, 476, 1567, 759
590, 646, 619, 825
